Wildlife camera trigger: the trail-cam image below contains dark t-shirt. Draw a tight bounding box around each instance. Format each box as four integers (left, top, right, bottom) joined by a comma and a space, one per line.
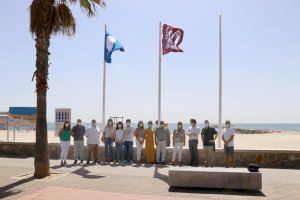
72, 125, 85, 141
201, 127, 217, 146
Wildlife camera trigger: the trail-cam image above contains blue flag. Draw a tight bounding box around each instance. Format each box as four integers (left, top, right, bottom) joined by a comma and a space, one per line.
105, 32, 124, 63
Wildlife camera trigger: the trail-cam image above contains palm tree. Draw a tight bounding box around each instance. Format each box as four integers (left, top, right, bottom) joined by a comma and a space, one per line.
30, 0, 105, 178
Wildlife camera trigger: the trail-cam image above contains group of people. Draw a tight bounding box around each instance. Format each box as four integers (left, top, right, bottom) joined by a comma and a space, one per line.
58, 118, 236, 168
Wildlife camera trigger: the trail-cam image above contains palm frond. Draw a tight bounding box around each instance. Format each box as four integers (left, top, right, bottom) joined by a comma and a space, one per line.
30, 0, 56, 36
79, 0, 103, 17
53, 3, 76, 36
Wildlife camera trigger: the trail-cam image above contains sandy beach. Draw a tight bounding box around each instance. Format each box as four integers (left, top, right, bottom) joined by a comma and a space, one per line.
1, 130, 299, 150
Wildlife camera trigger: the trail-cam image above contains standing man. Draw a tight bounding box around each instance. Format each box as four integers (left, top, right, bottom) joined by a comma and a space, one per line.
85, 119, 100, 164
222, 120, 236, 168
123, 119, 135, 165
187, 118, 200, 167
72, 119, 86, 164
154, 121, 170, 165
201, 120, 218, 167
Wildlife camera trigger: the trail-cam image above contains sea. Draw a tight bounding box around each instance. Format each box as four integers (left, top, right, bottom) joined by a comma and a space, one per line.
47, 122, 300, 133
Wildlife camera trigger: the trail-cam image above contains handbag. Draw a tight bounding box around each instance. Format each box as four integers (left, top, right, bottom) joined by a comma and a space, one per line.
247, 164, 260, 172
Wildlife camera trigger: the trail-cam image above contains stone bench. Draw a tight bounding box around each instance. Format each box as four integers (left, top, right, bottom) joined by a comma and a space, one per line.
168, 167, 262, 190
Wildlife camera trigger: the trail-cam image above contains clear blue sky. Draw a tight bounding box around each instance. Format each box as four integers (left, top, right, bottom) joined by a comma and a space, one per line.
1, 0, 300, 123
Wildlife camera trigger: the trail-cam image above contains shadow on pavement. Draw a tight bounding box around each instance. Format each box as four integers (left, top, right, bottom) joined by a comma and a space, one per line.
72, 167, 105, 179
153, 166, 169, 184
169, 186, 266, 197
0, 176, 35, 199
0, 189, 22, 199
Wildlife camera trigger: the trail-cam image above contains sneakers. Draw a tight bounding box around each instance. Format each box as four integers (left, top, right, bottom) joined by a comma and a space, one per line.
73, 160, 77, 165
60, 161, 64, 166
80, 160, 83, 164
113, 160, 118, 165
129, 160, 134, 165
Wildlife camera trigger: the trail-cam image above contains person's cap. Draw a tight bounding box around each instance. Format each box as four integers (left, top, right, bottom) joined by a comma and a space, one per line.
178, 121, 183, 125
159, 121, 164, 124
204, 120, 209, 123
77, 119, 82, 122
225, 120, 231, 124
148, 120, 153, 124
92, 119, 96, 123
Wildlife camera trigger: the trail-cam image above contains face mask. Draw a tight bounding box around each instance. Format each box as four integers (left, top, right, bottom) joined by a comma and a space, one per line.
178, 125, 182, 129
160, 124, 164, 127
126, 123, 131, 127
204, 123, 209, 128
148, 124, 152, 128
226, 124, 230, 128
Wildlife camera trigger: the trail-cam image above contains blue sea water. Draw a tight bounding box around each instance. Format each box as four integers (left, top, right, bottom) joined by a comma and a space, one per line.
47, 122, 300, 133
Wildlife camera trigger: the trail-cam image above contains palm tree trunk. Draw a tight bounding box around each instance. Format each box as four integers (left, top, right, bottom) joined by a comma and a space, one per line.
34, 32, 51, 178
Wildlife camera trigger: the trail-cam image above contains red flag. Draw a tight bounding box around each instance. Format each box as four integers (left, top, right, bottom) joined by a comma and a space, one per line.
162, 24, 184, 55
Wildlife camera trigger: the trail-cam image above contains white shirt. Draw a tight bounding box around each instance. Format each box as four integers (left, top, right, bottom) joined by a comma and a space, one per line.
85, 126, 100, 144
223, 127, 235, 146
115, 129, 124, 142
187, 126, 201, 140
123, 126, 135, 142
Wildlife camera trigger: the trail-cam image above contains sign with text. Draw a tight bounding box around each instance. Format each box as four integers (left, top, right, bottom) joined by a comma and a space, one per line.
55, 108, 71, 136
8, 107, 37, 130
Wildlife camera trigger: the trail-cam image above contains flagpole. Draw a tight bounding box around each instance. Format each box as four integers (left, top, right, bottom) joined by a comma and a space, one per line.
158, 22, 162, 124
218, 15, 222, 148
102, 24, 107, 128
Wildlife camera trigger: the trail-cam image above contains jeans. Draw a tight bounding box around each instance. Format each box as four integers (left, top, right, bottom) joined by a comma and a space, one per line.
105, 137, 113, 161
172, 142, 184, 162
123, 141, 133, 162
74, 140, 84, 161
60, 140, 70, 161
136, 139, 143, 161
87, 144, 98, 162
189, 140, 198, 165
115, 142, 123, 161
156, 140, 167, 163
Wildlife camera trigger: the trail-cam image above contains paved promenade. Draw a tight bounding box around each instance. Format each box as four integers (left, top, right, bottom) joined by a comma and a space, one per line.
0, 157, 299, 200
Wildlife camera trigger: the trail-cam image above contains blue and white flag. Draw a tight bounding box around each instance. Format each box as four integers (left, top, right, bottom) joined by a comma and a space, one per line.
105, 32, 124, 63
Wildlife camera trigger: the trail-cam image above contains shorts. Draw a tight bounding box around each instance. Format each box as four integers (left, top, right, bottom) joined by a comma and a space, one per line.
224, 146, 234, 155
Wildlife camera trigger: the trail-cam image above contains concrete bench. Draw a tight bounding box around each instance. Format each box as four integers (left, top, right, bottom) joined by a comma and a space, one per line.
168, 167, 262, 190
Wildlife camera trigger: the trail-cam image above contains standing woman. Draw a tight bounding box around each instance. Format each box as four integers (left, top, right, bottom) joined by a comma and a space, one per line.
145, 121, 155, 164
113, 121, 124, 164
58, 121, 71, 166
171, 121, 186, 166
102, 119, 115, 163
134, 121, 145, 164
